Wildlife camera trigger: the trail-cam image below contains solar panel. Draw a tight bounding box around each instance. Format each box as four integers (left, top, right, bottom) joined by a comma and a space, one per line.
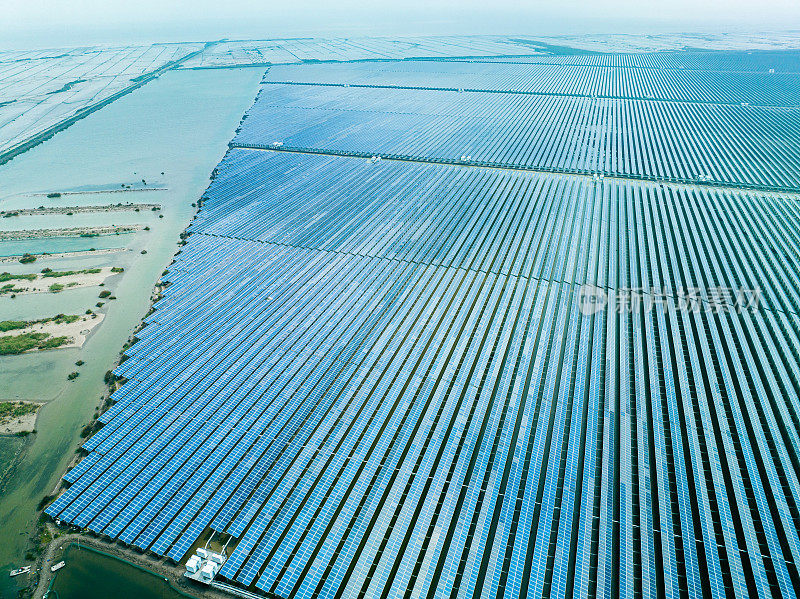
47, 53, 800, 599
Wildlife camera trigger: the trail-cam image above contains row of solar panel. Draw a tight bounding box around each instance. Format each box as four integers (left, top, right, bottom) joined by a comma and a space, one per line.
454, 50, 800, 73
264, 60, 800, 106
192, 150, 800, 318
231, 84, 800, 190
49, 150, 800, 599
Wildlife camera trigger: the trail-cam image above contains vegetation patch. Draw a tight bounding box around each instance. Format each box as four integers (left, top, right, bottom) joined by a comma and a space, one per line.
0, 332, 70, 354
0, 401, 39, 423
0, 314, 80, 332
0, 272, 37, 282
51, 314, 79, 324
0, 320, 30, 332
0, 283, 24, 295
37, 494, 55, 511
42, 268, 102, 278
39, 336, 71, 350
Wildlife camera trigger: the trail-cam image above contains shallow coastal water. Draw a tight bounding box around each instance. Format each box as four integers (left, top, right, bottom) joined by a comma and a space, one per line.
0, 66, 264, 596
49, 544, 194, 599
0, 211, 153, 231
0, 235, 130, 257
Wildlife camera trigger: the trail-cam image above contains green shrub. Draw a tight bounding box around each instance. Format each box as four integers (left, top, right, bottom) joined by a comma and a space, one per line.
0, 332, 70, 354
0, 314, 78, 332
0, 320, 29, 332
0, 272, 36, 282
0, 401, 38, 419
39, 336, 70, 350
52, 314, 79, 324
36, 494, 54, 510
0, 333, 47, 354
42, 268, 101, 278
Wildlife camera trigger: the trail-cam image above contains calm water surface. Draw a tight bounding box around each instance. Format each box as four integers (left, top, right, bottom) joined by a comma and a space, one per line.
48, 544, 196, 599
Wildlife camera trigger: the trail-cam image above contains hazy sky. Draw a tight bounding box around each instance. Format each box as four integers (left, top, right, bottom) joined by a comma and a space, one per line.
3, 0, 800, 48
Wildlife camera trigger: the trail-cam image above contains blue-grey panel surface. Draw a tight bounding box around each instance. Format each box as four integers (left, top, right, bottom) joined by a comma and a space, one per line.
48, 50, 800, 599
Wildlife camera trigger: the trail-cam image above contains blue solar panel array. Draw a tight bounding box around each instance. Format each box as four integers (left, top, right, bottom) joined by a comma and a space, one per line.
264, 56, 800, 106
459, 50, 800, 72
48, 49, 800, 599
234, 59, 800, 191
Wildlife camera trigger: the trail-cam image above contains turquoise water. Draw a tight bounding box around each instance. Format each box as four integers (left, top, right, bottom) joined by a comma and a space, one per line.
0, 211, 155, 231
0, 251, 128, 324
0, 235, 129, 257
0, 66, 264, 597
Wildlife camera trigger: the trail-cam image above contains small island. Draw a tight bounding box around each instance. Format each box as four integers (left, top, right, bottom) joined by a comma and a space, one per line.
0, 401, 40, 436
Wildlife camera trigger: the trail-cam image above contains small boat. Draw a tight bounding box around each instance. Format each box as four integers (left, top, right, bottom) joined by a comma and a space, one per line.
9, 566, 31, 577
50, 561, 65, 573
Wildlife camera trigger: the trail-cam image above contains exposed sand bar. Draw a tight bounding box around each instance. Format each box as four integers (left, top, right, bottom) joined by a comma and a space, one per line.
6, 313, 106, 350
28, 188, 167, 196
0, 225, 142, 241
0, 247, 124, 264
0, 402, 41, 436
1, 204, 161, 216
1, 266, 122, 294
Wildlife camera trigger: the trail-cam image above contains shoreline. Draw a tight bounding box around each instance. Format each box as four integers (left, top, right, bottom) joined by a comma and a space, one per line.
31, 535, 233, 599
21, 70, 255, 598
21, 268, 182, 598
21, 165, 205, 599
